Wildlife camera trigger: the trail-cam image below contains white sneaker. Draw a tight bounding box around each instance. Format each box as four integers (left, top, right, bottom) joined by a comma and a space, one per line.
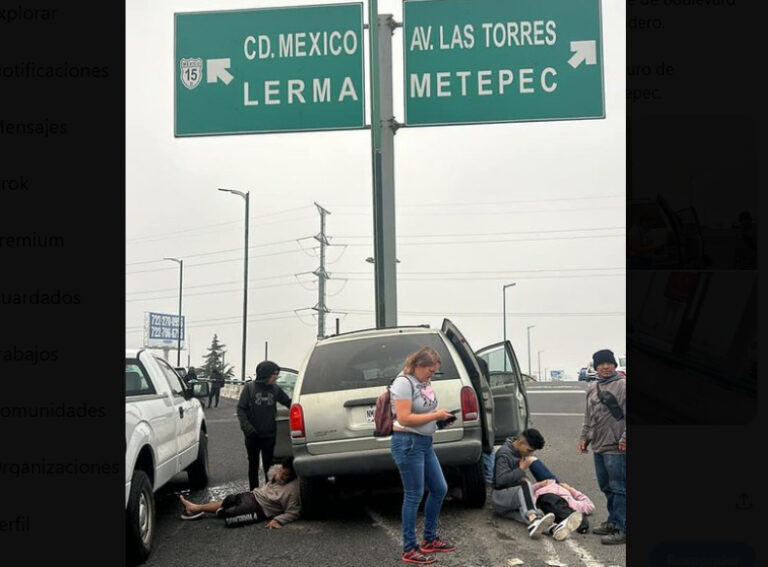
551, 511, 583, 541
528, 513, 555, 539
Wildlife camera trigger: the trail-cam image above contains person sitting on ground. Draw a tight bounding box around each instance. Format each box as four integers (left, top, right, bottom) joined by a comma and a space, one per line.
491, 428, 556, 539
179, 458, 300, 529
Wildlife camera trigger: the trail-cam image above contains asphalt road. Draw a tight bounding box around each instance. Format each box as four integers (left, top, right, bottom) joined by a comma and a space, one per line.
145, 381, 626, 567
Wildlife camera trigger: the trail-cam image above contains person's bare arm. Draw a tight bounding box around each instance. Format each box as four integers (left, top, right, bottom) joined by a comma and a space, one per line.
393, 399, 452, 426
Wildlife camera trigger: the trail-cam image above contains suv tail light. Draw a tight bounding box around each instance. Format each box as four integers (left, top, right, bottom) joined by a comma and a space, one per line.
290, 404, 305, 438
460, 386, 479, 421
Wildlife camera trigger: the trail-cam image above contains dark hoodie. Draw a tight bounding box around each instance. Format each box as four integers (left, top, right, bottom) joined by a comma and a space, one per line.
236, 379, 291, 438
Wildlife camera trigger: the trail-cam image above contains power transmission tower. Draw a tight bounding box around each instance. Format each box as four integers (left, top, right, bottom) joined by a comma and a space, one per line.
312, 202, 331, 338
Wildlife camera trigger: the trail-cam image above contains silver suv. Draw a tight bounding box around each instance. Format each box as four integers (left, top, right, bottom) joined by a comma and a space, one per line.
289, 319, 529, 513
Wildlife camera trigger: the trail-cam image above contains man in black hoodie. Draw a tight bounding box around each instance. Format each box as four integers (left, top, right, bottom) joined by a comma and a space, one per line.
237, 361, 292, 490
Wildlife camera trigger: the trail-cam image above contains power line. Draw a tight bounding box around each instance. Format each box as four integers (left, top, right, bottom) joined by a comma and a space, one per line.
128, 266, 626, 295
336, 266, 625, 275
126, 272, 306, 296
126, 308, 625, 333
326, 194, 624, 208
335, 234, 624, 247
126, 247, 315, 275
126, 205, 314, 244
126, 236, 312, 267
332, 205, 623, 217
125, 312, 302, 333
335, 226, 625, 239
127, 268, 625, 299
332, 309, 625, 317
125, 280, 308, 303
338, 274, 624, 281
125, 308, 300, 331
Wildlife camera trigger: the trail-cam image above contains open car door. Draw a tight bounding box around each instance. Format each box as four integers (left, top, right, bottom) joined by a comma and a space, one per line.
274, 367, 298, 460
441, 319, 495, 454
475, 341, 530, 443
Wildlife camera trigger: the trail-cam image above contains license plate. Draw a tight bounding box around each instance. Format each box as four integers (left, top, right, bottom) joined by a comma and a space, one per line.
365, 406, 375, 423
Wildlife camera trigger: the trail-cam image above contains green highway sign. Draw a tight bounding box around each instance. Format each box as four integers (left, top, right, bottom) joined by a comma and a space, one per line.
403, 0, 604, 127
175, 3, 365, 136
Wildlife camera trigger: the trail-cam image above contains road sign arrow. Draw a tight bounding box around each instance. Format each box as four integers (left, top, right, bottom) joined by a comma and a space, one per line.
206, 58, 234, 85
568, 41, 597, 68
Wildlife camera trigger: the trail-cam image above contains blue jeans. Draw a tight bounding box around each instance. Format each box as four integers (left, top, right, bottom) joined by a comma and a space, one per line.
594, 452, 626, 532
390, 432, 448, 552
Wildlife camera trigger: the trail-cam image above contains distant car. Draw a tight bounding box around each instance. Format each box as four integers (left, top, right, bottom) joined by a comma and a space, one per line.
578, 367, 589, 381
585, 364, 598, 381
174, 366, 187, 379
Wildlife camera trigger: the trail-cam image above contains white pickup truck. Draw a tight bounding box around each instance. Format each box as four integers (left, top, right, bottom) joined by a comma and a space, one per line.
125, 348, 210, 564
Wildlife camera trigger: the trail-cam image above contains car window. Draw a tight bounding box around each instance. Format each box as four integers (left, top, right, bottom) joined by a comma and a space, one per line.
618, 356, 626, 367
300, 334, 459, 395
125, 360, 156, 396
156, 357, 187, 396
477, 344, 520, 388
275, 370, 298, 398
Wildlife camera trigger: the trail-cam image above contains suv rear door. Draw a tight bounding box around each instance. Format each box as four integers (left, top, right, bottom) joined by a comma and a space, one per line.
475, 341, 529, 441
440, 319, 496, 454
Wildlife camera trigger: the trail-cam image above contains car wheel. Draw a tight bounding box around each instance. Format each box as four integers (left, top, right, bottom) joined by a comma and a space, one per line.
126, 469, 154, 565
460, 459, 487, 508
299, 476, 328, 519
187, 430, 209, 489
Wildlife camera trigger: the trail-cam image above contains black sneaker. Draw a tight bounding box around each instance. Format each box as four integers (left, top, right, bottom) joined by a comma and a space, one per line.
601, 531, 626, 545
592, 521, 617, 535
527, 513, 555, 539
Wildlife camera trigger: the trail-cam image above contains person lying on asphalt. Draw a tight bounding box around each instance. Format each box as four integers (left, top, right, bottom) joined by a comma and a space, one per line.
179, 457, 300, 529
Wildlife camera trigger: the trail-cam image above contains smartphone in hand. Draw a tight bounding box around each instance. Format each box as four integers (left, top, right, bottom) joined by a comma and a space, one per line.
436, 409, 460, 429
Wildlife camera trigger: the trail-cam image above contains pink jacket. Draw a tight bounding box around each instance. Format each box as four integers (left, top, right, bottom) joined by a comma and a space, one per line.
533, 480, 595, 515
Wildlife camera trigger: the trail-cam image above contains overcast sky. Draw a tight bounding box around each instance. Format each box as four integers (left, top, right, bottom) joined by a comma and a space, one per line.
126, 0, 626, 380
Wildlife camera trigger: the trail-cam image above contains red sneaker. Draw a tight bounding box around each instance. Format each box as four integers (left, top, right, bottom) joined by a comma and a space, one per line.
420, 538, 456, 553
402, 547, 436, 564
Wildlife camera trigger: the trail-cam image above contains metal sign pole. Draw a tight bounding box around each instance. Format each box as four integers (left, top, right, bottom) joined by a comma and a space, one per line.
369, 3, 398, 328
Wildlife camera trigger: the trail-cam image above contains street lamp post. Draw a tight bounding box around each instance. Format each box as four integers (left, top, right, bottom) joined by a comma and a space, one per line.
526, 325, 535, 377
502, 282, 516, 370
538, 350, 544, 382
163, 257, 183, 366
218, 188, 250, 382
